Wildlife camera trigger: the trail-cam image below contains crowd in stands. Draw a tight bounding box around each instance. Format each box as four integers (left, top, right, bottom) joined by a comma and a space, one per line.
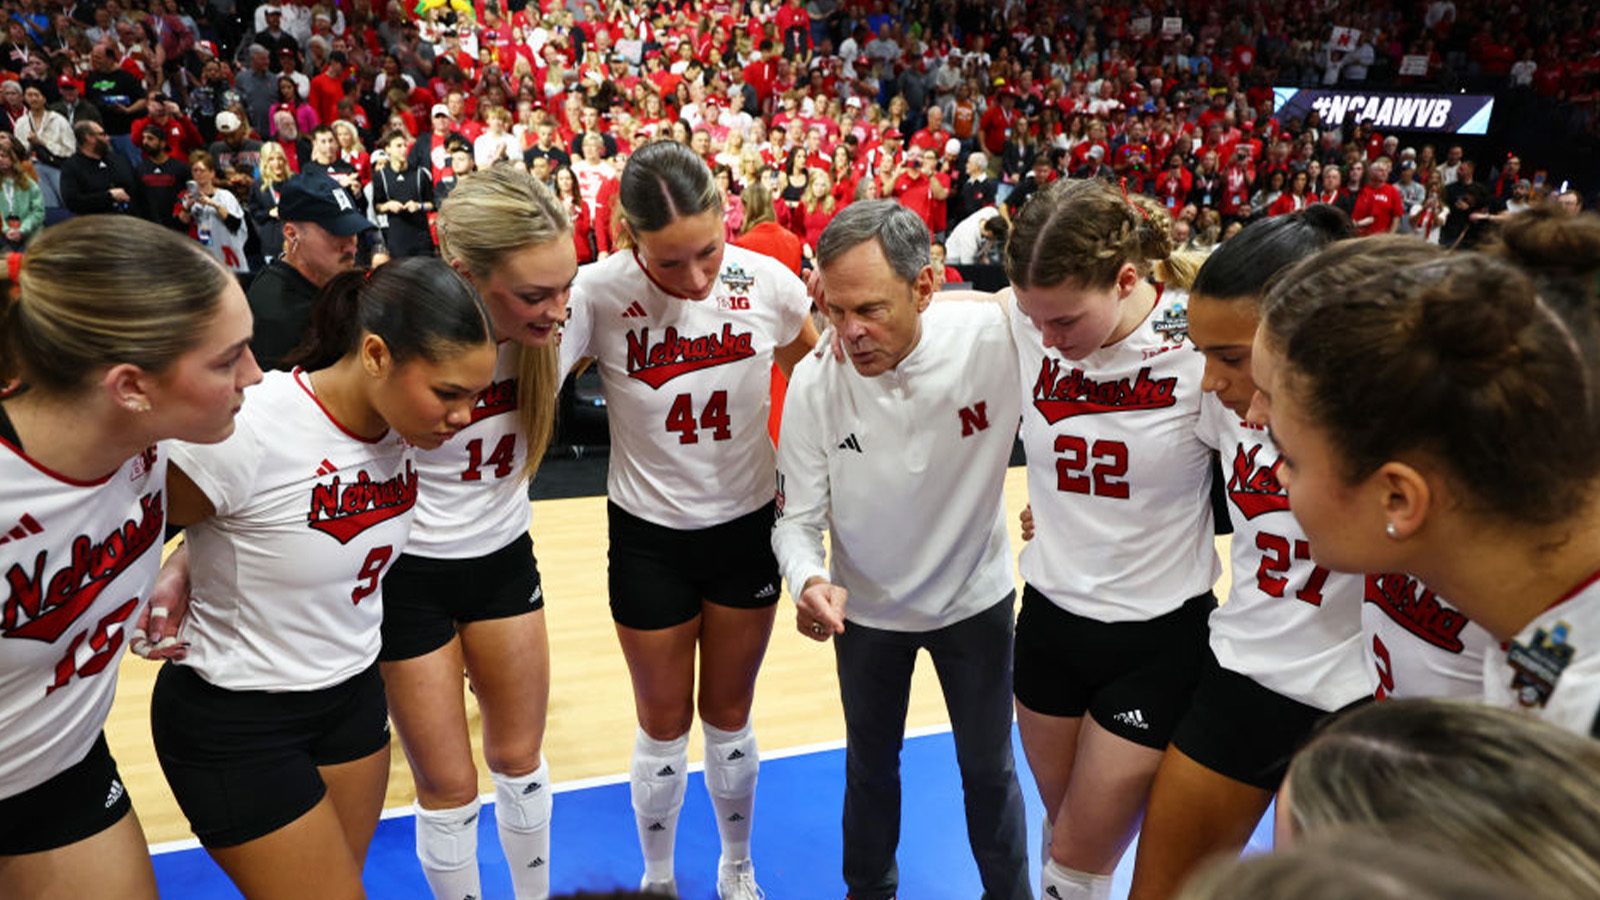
0, 0, 1596, 270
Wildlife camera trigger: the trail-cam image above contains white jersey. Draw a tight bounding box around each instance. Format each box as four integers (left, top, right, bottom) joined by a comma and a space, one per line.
1484, 572, 1600, 736
771, 302, 1020, 632
1196, 397, 1372, 710
0, 434, 167, 798
561, 246, 810, 529
1362, 573, 1494, 700
1010, 288, 1219, 622
408, 342, 530, 558
170, 370, 417, 692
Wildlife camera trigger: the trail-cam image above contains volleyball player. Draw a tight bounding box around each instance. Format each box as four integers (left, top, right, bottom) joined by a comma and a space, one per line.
1125, 207, 1372, 900
1002, 178, 1218, 900
0, 218, 259, 900
149, 259, 497, 900
1278, 700, 1600, 900
380, 168, 576, 900
1252, 233, 1600, 735
558, 141, 818, 899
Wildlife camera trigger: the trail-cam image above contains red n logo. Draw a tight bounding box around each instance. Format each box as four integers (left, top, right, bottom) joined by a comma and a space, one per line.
958, 402, 989, 437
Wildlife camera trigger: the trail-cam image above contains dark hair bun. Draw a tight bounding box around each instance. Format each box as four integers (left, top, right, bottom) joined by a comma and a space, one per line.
1413, 257, 1536, 385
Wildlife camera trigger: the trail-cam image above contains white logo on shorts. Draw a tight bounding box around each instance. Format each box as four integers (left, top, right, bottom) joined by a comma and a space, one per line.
529, 585, 544, 605
1112, 709, 1149, 730
754, 583, 777, 599
104, 778, 125, 809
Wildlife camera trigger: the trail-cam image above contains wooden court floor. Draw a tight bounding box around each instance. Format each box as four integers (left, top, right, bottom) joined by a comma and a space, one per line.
110, 468, 1235, 844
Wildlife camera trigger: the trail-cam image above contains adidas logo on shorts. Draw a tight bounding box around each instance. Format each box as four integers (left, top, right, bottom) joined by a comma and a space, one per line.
529, 857, 546, 868
523, 781, 542, 794
104, 778, 125, 809
1112, 709, 1150, 730
657, 765, 676, 777
754, 583, 777, 599
529, 585, 544, 605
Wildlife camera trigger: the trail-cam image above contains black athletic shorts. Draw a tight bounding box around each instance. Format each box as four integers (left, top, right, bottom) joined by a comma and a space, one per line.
607, 500, 782, 631
1173, 652, 1364, 790
150, 662, 390, 848
1013, 585, 1215, 749
380, 532, 545, 661
0, 733, 133, 855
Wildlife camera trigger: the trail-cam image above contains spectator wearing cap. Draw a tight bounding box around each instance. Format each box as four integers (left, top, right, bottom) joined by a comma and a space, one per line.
233, 45, 280, 137
131, 90, 205, 160
888, 144, 951, 236
246, 170, 373, 370
82, 41, 147, 166
59, 118, 136, 216
308, 50, 348, 128
133, 124, 190, 231
47, 73, 99, 127
247, 4, 305, 66
209, 110, 263, 180
406, 103, 466, 184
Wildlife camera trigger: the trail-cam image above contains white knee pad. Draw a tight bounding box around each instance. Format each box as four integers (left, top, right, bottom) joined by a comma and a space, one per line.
415, 797, 481, 872
492, 758, 552, 834
630, 729, 689, 818
1041, 858, 1113, 900
701, 721, 759, 799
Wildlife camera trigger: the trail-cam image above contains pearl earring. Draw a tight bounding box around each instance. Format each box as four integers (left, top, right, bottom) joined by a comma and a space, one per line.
1385, 522, 1399, 539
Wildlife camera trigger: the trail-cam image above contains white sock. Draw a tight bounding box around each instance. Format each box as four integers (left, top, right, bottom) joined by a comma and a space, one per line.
493, 759, 552, 900
414, 798, 482, 900
1041, 815, 1054, 865
631, 729, 689, 884
1041, 858, 1113, 900
702, 720, 759, 864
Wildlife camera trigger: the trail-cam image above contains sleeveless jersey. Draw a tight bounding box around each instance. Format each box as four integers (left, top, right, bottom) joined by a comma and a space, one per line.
0, 437, 167, 798
407, 342, 531, 558
169, 370, 417, 692
1010, 288, 1220, 622
1362, 573, 1495, 700
1484, 571, 1600, 737
1196, 396, 1372, 710
560, 245, 810, 529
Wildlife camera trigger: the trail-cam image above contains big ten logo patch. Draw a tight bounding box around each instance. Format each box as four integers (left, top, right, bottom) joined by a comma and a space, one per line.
719, 295, 751, 311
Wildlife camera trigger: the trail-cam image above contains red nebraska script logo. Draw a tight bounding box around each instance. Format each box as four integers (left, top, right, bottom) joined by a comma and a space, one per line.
626, 325, 756, 389
1031, 359, 1177, 424
1365, 573, 1470, 653
3, 492, 165, 643
470, 378, 517, 424
1227, 444, 1290, 519
307, 462, 419, 544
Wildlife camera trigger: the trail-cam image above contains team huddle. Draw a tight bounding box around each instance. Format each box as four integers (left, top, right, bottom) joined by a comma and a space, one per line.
4, 140, 1600, 900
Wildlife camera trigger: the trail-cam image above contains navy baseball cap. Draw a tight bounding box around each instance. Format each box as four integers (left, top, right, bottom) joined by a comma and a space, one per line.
279, 172, 374, 236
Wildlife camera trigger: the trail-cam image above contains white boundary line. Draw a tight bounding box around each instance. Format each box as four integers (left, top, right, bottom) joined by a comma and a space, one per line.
149, 724, 956, 856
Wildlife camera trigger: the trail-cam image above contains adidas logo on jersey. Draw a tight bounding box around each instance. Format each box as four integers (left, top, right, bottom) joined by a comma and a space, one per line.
837, 434, 863, 453
523, 781, 543, 794
104, 778, 125, 809
754, 583, 777, 599
727, 749, 746, 760
315, 458, 337, 477
0, 513, 43, 547
1112, 709, 1150, 730
622, 301, 648, 319
657, 765, 676, 777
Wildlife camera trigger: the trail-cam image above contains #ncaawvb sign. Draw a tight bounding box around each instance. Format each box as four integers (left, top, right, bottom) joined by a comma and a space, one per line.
1272, 87, 1495, 134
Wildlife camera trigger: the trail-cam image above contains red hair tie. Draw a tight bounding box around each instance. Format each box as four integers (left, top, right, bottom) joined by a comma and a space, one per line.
1120, 177, 1151, 222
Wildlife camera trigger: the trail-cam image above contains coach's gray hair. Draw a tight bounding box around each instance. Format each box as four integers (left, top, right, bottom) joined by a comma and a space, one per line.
815, 200, 930, 284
